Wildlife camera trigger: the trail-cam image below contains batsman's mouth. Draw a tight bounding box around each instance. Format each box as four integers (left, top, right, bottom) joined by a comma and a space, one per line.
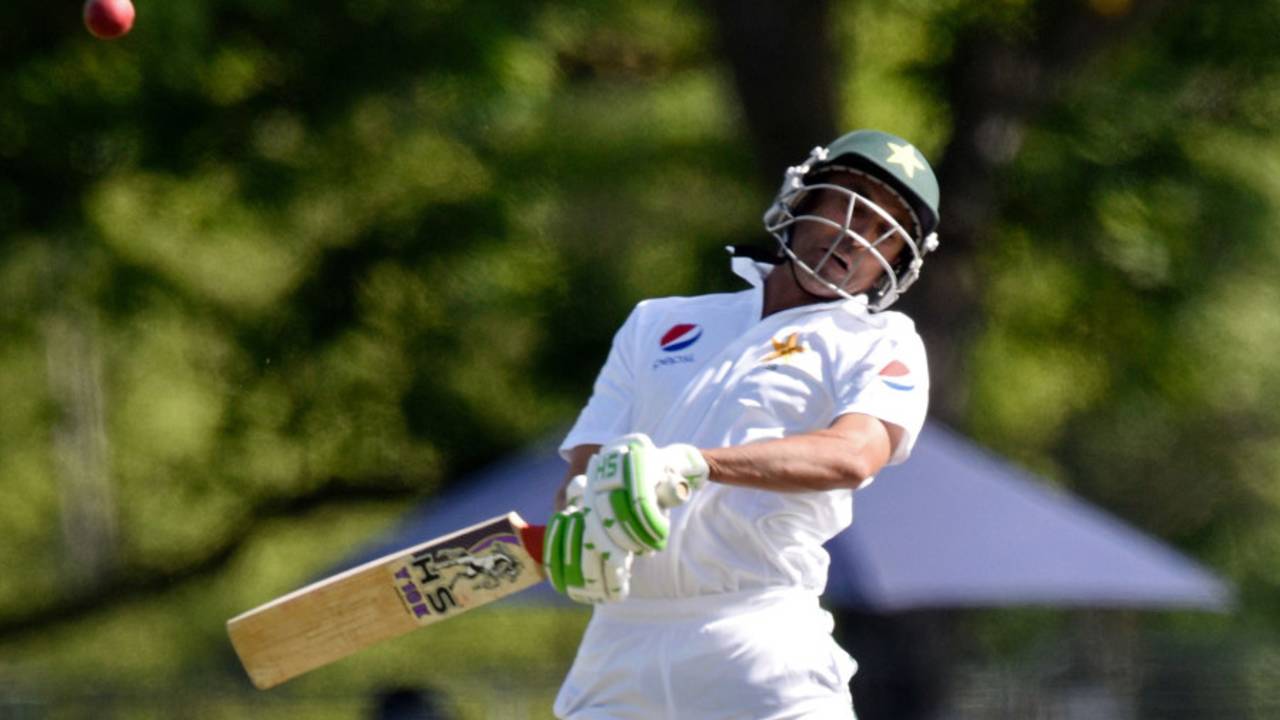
818, 247, 853, 273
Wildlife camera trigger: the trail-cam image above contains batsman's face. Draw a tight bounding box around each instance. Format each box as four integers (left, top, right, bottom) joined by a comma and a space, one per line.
787, 172, 914, 299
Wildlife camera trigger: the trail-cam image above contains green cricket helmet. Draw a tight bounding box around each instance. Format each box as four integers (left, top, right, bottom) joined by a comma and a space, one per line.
762, 129, 941, 311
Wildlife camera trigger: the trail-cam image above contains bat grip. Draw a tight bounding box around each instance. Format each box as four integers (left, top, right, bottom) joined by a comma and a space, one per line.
656, 478, 691, 509
519, 524, 547, 565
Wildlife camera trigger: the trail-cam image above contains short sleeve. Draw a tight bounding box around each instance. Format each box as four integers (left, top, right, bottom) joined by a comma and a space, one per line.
559, 306, 640, 459
834, 330, 930, 465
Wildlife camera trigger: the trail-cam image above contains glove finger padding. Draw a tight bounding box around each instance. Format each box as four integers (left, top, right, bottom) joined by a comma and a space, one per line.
544, 507, 582, 595
545, 505, 634, 604
564, 473, 588, 508
568, 503, 633, 603
543, 474, 592, 593
569, 549, 631, 604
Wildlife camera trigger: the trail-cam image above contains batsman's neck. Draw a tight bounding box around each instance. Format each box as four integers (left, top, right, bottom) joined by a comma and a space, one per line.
761, 262, 838, 318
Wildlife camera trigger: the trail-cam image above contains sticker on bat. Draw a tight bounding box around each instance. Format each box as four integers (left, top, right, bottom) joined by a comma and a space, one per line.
390, 530, 528, 623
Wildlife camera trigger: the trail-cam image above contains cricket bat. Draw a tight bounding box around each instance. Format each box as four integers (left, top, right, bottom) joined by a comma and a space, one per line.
227, 512, 547, 689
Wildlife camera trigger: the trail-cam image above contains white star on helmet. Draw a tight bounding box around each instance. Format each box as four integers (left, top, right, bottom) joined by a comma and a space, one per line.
885, 141, 926, 179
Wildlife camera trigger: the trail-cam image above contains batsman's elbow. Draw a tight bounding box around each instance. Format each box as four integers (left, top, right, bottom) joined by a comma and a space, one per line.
840, 454, 882, 490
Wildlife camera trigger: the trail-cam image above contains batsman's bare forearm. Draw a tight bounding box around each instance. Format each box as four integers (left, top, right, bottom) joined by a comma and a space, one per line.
701, 413, 900, 492
555, 444, 601, 510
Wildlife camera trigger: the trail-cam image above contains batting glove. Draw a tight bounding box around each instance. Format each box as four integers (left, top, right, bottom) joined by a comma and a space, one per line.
583, 434, 705, 555
544, 475, 634, 604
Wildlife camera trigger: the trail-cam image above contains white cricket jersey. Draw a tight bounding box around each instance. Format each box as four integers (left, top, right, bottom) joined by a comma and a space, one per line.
560, 257, 930, 600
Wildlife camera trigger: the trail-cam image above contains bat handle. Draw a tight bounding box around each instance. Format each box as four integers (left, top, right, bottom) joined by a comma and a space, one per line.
519, 524, 547, 565
656, 478, 692, 509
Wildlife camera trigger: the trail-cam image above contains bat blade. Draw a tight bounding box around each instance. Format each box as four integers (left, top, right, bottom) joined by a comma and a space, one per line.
227, 512, 547, 689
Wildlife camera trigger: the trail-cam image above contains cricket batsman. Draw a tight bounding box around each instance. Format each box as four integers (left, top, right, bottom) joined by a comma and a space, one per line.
543, 129, 940, 719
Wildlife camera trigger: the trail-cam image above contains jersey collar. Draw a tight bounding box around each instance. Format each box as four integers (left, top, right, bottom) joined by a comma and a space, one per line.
729, 250, 873, 318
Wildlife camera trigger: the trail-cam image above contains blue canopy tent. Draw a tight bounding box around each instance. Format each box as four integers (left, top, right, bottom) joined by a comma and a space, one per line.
342, 422, 1231, 611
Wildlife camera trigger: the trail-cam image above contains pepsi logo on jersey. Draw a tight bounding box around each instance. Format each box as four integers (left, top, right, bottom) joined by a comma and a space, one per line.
659, 323, 702, 352
653, 323, 701, 370
878, 360, 915, 391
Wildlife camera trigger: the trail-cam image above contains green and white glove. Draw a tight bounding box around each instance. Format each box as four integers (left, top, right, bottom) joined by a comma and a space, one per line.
583, 433, 708, 555
543, 475, 634, 604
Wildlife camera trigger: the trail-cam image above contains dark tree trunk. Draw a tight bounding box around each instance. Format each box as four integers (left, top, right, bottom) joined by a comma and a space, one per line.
895, 0, 1174, 424
702, 0, 840, 190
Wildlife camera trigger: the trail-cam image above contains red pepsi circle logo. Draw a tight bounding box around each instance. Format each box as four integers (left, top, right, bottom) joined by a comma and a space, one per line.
659, 323, 702, 352
878, 360, 915, 391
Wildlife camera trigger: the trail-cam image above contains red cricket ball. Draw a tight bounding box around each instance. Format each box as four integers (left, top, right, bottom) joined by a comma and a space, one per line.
83, 0, 135, 39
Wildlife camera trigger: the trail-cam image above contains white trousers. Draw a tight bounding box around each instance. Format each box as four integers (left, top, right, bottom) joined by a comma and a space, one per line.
554, 588, 857, 720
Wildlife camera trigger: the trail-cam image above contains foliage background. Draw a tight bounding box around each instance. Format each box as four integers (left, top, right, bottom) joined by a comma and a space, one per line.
2, 0, 1278, 717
